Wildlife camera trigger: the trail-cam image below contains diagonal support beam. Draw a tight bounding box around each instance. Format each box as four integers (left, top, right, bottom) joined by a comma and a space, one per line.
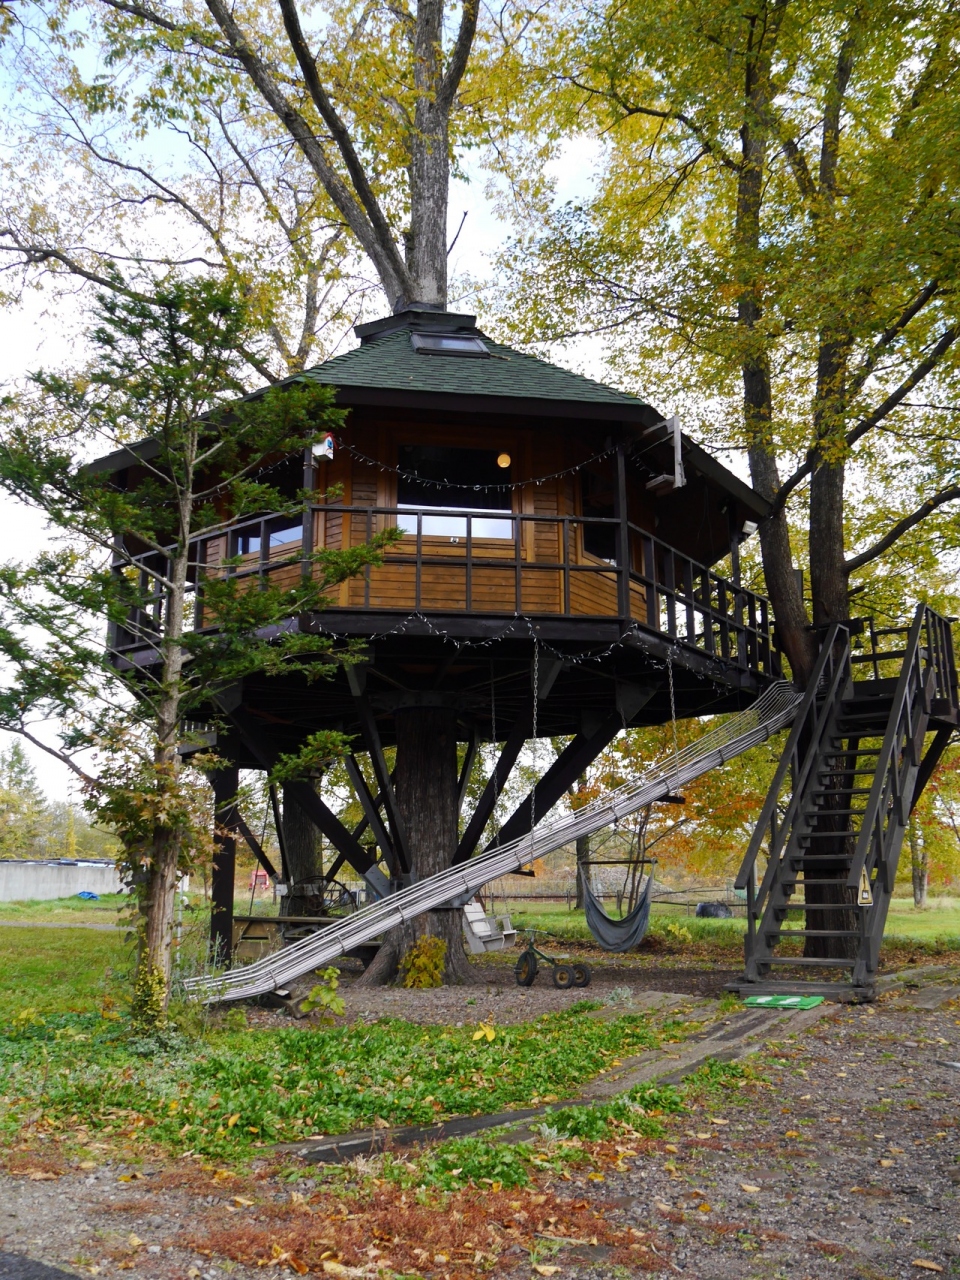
215, 699, 389, 898
269, 783, 290, 882
235, 812, 280, 882
343, 753, 399, 874
453, 703, 533, 865
346, 666, 410, 872
487, 684, 656, 856
458, 723, 478, 816
911, 725, 954, 813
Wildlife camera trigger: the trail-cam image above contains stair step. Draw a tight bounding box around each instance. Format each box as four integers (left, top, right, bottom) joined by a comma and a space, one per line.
774, 929, 862, 938
764, 957, 855, 967
802, 808, 867, 816
808, 783, 875, 793
799, 831, 859, 840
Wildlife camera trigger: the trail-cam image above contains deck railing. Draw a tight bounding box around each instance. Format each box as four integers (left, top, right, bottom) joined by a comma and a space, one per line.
112, 504, 780, 679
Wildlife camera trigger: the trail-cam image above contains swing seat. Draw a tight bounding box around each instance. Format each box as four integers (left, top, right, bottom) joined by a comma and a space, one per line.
462, 901, 516, 954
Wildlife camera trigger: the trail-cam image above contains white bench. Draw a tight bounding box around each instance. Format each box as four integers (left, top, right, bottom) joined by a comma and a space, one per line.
461, 901, 517, 954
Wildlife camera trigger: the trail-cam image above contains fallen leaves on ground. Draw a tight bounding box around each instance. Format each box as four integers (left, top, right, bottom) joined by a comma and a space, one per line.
183, 1182, 672, 1277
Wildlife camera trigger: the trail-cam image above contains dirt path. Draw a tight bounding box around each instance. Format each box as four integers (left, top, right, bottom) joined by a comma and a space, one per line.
1, 979, 957, 1279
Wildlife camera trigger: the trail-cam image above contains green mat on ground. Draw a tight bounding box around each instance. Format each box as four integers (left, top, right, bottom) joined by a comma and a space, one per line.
743, 994, 825, 1009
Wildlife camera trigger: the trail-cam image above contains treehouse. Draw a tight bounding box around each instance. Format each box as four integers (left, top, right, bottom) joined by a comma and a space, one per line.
95, 304, 780, 963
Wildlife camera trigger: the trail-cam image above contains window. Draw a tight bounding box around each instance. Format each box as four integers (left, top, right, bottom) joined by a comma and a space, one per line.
410, 332, 489, 358
397, 444, 513, 538
580, 466, 616, 561
235, 517, 302, 556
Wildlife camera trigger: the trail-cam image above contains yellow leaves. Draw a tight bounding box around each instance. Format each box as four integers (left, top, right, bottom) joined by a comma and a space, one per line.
534, 1268, 561, 1276
696, 1202, 712, 1213
587, 1172, 605, 1182
226, 1113, 240, 1128
472, 1022, 496, 1042
664, 1143, 679, 1153
740, 1183, 761, 1193
785, 1130, 800, 1139
27, 1170, 57, 1181
233, 1195, 254, 1207
127, 1234, 143, 1250
879, 1158, 895, 1168
709, 1117, 729, 1126
912, 1263, 944, 1273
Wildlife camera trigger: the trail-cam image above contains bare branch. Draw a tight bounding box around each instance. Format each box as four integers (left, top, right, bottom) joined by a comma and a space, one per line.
770, 319, 958, 516
846, 484, 960, 572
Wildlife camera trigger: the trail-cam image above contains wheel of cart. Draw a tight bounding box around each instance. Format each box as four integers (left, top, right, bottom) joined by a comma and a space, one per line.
514, 930, 591, 989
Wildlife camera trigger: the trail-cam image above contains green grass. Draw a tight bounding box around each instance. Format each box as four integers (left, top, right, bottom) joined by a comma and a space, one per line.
503, 896, 960, 949
0, 927, 132, 1020
0, 892, 130, 923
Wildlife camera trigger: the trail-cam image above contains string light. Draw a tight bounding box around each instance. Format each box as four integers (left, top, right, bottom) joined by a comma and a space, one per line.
335, 442, 619, 492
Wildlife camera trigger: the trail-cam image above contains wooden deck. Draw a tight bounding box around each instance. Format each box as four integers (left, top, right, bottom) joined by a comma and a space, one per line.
116, 504, 779, 680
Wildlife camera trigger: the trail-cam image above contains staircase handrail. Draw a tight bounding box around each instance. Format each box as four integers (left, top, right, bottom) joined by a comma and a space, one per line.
846, 603, 929, 891
734, 623, 848, 894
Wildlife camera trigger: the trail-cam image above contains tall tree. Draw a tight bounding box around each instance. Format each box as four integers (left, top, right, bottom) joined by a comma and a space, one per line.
497, 0, 960, 679
0, 739, 47, 857
0, 274, 393, 1017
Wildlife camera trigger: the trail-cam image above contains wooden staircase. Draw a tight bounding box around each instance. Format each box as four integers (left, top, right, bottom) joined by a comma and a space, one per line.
735, 605, 959, 1000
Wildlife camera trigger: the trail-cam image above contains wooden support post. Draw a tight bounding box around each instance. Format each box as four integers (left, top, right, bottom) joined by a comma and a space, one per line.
614, 443, 631, 621
489, 680, 655, 855
489, 714, 625, 853
210, 765, 239, 967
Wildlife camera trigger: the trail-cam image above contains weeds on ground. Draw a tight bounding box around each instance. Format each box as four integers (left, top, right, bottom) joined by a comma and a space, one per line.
0, 1005, 670, 1162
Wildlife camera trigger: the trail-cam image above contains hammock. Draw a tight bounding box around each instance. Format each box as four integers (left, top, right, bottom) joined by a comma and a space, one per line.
582, 868, 655, 951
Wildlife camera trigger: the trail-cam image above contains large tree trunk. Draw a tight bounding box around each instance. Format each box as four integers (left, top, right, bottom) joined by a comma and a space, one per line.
281, 779, 324, 916
407, 0, 448, 307
358, 706, 474, 985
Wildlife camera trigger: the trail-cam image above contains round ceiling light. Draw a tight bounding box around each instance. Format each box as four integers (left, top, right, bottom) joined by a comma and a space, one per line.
497, 452, 511, 469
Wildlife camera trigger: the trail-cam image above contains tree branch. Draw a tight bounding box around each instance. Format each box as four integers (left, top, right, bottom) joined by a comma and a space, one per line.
769, 320, 958, 515
437, 0, 479, 111
846, 484, 960, 572
274, 0, 412, 298
201, 0, 411, 304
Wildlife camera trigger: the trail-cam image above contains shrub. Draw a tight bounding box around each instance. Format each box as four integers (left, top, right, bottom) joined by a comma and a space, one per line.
399, 936, 447, 988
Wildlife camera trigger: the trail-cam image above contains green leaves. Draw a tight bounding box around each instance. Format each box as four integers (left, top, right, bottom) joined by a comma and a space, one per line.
0, 1009, 663, 1161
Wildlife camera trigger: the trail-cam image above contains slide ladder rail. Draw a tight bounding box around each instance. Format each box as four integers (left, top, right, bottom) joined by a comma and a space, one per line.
186, 681, 802, 1003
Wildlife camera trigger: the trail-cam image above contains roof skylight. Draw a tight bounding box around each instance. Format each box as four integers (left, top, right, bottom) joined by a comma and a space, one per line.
410, 332, 489, 358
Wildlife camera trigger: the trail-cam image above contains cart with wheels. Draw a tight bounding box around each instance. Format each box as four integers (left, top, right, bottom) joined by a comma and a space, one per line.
514, 930, 591, 989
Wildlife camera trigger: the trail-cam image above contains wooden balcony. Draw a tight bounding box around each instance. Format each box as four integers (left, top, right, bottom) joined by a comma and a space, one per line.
114, 504, 780, 683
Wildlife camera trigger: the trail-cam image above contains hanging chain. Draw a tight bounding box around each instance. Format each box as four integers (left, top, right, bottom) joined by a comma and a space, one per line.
530, 640, 539, 840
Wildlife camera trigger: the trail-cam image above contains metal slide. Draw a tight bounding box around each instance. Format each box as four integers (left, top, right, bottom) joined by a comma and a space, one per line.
185, 681, 801, 1003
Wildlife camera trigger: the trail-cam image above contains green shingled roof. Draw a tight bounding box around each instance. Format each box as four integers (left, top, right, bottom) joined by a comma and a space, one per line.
301, 327, 649, 409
